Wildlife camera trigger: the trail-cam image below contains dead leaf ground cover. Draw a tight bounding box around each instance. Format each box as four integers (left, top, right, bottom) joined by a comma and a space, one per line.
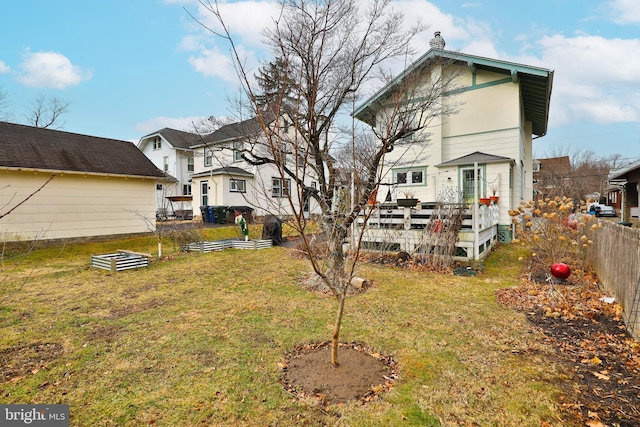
497, 264, 640, 426
0, 229, 620, 426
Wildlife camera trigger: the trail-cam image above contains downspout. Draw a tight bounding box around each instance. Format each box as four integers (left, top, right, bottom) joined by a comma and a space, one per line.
473, 161, 479, 260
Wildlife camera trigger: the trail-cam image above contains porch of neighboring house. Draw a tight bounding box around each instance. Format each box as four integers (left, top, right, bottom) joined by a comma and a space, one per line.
355, 202, 505, 261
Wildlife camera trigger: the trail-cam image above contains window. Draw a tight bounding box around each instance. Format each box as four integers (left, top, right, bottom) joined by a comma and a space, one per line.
233, 141, 243, 162
230, 179, 246, 193
204, 150, 212, 167
183, 184, 192, 195
278, 143, 287, 166
156, 184, 163, 191
187, 157, 194, 172
153, 137, 162, 150
163, 156, 169, 172
272, 177, 291, 198
394, 167, 426, 186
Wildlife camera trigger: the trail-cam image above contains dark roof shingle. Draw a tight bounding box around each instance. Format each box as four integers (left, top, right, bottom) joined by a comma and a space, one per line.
0, 121, 166, 178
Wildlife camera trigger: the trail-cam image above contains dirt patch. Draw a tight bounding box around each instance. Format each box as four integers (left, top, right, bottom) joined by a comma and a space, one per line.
85, 324, 127, 343
0, 342, 64, 383
280, 341, 398, 406
498, 268, 640, 426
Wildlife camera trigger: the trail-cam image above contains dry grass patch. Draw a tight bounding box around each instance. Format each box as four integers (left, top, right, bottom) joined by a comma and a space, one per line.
0, 233, 573, 426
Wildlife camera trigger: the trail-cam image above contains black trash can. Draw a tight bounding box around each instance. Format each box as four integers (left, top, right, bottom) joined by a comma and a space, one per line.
200, 206, 209, 223
209, 206, 227, 224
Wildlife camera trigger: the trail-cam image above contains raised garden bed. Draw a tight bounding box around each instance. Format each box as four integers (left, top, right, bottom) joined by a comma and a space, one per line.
183, 239, 272, 252
182, 240, 235, 253
91, 250, 150, 272
232, 239, 272, 250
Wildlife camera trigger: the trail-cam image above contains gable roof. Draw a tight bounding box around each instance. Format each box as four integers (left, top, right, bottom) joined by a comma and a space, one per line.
354, 48, 554, 137
139, 127, 200, 150
195, 111, 279, 148
436, 151, 514, 167
0, 121, 166, 179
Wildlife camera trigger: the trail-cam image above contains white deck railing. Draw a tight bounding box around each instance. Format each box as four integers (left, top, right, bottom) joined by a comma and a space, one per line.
355, 202, 500, 260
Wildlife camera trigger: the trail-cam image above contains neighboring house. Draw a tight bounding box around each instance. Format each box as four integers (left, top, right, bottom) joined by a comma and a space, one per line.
353, 32, 553, 258
607, 159, 640, 221
137, 128, 198, 218
190, 111, 319, 219
0, 121, 168, 242
533, 156, 571, 200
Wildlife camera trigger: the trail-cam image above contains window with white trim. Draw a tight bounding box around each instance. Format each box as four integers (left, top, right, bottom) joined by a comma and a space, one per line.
187, 157, 194, 172
230, 179, 246, 193
183, 184, 192, 195
153, 137, 162, 150
394, 167, 426, 186
272, 177, 291, 198
233, 141, 243, 162
204, 150, 212, 167
163, 156, 169, 172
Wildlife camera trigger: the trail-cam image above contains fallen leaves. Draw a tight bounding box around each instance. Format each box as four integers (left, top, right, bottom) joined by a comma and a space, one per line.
498, 263, 640, 426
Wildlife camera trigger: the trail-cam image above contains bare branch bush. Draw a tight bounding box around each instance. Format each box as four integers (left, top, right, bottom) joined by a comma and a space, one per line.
0, 177, 56, 303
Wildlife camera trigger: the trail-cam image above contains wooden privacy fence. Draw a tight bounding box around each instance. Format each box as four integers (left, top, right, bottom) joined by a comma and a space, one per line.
586, 221, 640, 339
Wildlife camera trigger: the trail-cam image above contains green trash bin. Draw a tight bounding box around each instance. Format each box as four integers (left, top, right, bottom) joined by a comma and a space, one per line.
211, 206, 228, 224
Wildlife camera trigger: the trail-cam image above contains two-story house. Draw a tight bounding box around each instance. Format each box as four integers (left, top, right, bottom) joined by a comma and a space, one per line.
189, 110, 319, 220
353, 32, 554, 258
137, 128, 198, 218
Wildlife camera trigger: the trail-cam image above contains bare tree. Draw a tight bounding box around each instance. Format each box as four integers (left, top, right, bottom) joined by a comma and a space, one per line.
541, 146, 613, 201
195, 0, 459, 365
0, 88, 10, 121
25, 95, 70, 129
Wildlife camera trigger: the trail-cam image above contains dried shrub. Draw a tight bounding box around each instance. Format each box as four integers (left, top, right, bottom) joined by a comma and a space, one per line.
509, 196, 601, 283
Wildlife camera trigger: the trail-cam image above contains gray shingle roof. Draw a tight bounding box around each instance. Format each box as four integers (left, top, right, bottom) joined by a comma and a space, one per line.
0, 121, 167, 179
191, 166, 254, 178
153, 128, 201, 149
436, 151, 513, 167
200, 111, 277, 146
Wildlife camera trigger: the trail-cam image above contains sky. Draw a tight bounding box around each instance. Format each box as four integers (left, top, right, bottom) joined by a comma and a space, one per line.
0, 0, 639, 162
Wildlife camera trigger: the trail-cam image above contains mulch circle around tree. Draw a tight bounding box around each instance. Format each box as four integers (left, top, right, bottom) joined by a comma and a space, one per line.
279, 341, 398, 407
497, 262, 640, 426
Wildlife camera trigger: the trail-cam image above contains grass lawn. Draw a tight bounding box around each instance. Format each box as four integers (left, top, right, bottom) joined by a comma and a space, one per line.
0, 228, 573, 426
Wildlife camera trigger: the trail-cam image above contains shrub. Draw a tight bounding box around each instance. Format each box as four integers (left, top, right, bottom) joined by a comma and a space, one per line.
509, 196, 601, 282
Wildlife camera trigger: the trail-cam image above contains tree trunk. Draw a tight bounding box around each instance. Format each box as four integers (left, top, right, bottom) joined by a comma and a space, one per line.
331, 294, 346, 366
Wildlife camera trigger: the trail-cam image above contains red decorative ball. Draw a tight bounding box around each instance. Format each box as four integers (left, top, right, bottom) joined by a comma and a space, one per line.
551, 263, 571, 280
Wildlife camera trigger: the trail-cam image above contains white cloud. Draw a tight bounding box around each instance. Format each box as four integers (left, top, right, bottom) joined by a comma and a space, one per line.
608, 0, 640, 24
188, 46, 239, 83
529, 35, 640, 126
134, 115, 208, 134
178, 1, 279, 81
17, 51, 92, 89
0, 61, 10, 73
